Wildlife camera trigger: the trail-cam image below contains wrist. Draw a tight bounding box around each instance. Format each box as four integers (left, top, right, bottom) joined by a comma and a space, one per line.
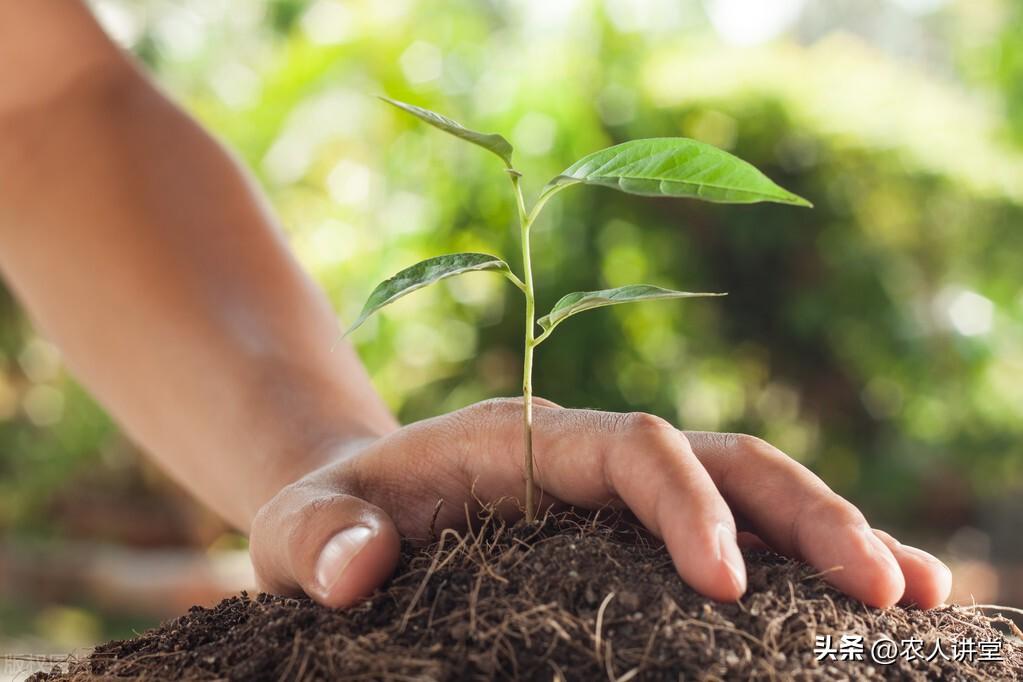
237, 355, 397, 529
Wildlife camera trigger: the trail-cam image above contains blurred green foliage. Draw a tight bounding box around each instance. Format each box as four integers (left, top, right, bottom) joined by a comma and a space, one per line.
1, 0, 1022, 547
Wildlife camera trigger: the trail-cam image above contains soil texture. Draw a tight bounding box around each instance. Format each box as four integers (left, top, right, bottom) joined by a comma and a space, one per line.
31, 509, 1023, 680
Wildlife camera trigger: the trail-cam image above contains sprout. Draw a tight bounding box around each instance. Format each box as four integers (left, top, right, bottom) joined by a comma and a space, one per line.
346, 97, 810, 522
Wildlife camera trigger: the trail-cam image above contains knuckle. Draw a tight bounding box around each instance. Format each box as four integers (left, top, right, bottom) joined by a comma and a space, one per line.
730, 433, 794, 470
460, 397, 520, 426
441, 401, 514, 481
808, 494, 867, 529
624, 412, 679, 442
478, 396, 522, 412
448, 399, 514, 450
282, 488, 351, 561
249, 480, 299, 548
249, 478, 328, 550
733, 433, 774, 456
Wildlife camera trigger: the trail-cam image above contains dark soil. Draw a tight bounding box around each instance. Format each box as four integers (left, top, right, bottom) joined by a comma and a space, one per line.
31, 509, 1023, 680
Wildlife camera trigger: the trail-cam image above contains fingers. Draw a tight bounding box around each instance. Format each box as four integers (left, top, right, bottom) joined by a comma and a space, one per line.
261, 396, 942, 611
459, 400, 746, 601
737, 531, 771, 551
873, 529, 952, 609
249, 476, 401, 608
683, 431, 949, 608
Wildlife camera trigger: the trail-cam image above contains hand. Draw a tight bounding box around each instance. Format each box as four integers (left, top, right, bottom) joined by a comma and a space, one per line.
249, 398, 951, 609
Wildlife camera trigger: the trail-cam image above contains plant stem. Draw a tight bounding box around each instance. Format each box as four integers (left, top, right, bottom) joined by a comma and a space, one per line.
511, 175, 537, 523
522, 296, 535, 523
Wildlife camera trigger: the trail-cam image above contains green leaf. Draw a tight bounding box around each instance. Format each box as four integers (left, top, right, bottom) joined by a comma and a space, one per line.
380, 96, 514, 166
537, 285, 725, 334
345, 253, 513, 335
546, 138, 811, 206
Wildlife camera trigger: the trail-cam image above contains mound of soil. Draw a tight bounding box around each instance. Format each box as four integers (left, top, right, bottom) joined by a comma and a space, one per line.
35, 510, 1023, 680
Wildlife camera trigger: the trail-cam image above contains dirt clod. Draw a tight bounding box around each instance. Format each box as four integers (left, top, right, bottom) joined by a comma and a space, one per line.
33, 509, 1023, 680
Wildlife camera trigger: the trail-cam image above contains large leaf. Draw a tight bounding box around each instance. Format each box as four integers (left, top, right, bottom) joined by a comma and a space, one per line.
380, 96, 513, 166
346, 253, 512, 335
546, 138, 810, 206
537, 285, 724, 334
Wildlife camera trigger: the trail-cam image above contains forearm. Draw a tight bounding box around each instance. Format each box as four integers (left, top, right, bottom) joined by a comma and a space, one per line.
0, 0, 122, 120
0, 28, 397, 530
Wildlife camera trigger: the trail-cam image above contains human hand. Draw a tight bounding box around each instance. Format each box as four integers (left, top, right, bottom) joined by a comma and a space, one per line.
249, 398, 951, 610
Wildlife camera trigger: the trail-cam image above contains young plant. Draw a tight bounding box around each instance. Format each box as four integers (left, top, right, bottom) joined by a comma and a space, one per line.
346, 97, 810, 522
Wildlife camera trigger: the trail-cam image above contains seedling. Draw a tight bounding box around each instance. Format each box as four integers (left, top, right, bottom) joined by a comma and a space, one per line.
346, 97, 810, 522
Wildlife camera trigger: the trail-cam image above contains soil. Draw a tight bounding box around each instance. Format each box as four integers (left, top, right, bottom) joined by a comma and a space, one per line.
31, 509, 1023, 681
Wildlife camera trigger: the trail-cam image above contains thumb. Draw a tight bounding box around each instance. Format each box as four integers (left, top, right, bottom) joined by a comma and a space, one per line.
249, 479, 401, 608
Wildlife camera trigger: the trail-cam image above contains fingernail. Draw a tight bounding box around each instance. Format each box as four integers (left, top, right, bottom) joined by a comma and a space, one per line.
315, 525, 374, 598
716, 523, 747, 594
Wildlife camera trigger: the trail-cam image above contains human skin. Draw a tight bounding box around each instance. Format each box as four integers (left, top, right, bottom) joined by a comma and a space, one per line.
0, 0, 951, 610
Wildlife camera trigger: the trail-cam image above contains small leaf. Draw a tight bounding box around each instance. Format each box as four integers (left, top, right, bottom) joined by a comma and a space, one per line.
380, 96, 514, 166
537, 285, 724, 334
346, 253, 512, 335
546, 138, 810, 206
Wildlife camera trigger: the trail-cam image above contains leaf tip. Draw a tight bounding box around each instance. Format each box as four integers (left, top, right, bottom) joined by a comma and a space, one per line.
786, 192, 813, 208
340, 319, 363, 339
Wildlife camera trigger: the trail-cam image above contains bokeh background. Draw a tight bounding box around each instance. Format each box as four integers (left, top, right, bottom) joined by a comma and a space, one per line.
2, 0, 1022, 672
